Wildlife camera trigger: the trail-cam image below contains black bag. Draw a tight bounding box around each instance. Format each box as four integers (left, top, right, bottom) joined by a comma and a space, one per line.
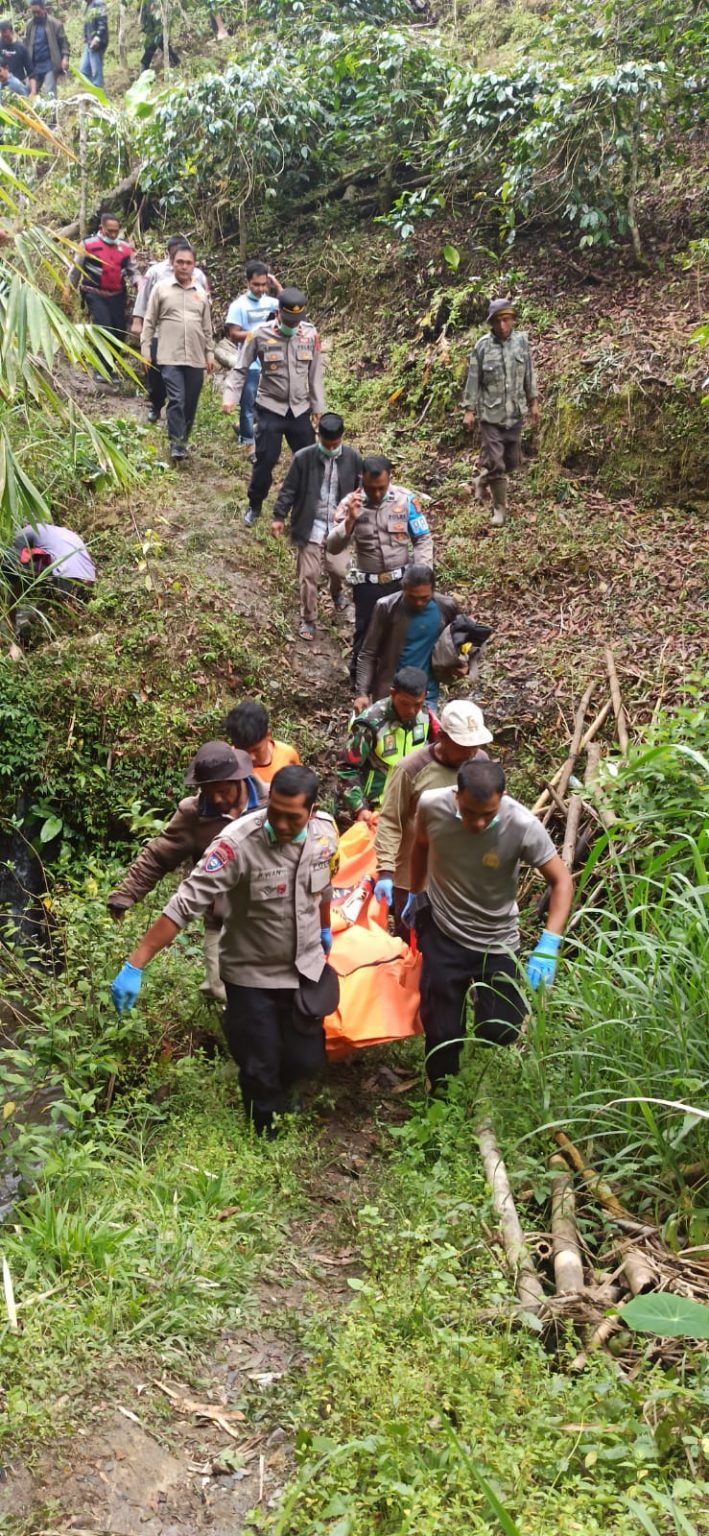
292, 963, 340, 1035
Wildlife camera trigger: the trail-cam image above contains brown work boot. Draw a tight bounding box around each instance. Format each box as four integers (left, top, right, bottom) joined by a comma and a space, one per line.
473, 468, 491, 503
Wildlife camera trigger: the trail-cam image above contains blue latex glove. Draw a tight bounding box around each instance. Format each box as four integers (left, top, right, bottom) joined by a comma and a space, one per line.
374, 876, 394, 909
400, 892, 425, 930
526, 931, 562, 991
111, 960, 143, 1014
320, 927, 333, 956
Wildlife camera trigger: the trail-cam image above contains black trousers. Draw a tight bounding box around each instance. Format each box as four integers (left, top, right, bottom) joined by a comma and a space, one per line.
418, 912, 526, 1083
223, 983, 326, 1131
248, 405, 314, 511
161, 364, 204, 446
350, 575, 403, 686
146, 338, 166, 414
83, 290, 126, 370
140, 38, 179, 69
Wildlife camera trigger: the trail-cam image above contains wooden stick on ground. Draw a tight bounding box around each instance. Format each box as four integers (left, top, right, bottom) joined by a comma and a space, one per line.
561, 793, 583, 870
539, 681, 595, 824
584, 742, 617, 830
533, 697, 613, 816
476, 1119, 546, 1316
570, 1308, 622, 1372
553, 1130, 639, 1225
549, 1155, 585, 1294
605, 647, 630, 755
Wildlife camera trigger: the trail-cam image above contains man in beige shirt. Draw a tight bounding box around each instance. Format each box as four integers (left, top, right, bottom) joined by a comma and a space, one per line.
142, 245, 214, 462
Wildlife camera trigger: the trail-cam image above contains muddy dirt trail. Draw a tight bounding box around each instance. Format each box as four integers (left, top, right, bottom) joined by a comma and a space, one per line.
0, 403, 399, 1535
0, 1062, 408, 1535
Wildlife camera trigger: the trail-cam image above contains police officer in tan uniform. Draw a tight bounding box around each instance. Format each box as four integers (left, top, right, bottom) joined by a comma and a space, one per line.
223, 287, 326, 527
327, 454, 434, 685
110, 766, 339, 1137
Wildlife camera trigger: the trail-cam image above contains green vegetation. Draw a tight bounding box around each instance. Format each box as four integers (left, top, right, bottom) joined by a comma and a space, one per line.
0, 1, 707, 1530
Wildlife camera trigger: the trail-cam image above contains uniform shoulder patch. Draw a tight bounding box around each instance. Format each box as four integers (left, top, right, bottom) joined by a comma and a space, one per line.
203, 840, 235, 874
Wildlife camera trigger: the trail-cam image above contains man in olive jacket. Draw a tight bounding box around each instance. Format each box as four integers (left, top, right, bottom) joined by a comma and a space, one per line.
271, 412, 362, 639
107, 742, 266, 1002
463, 297, 539, 527
25, 2, 68, 96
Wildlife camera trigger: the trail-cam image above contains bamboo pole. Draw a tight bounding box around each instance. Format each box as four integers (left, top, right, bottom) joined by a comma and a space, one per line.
533, 697, 613, 816
549, 1155, 585, 1294
476, 1119, 546, 1316
605, 647, 629, 755
622, 1247, 656, 1296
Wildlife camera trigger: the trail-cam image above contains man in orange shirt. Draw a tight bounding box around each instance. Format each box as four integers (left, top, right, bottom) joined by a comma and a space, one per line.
224, 699, 300, 784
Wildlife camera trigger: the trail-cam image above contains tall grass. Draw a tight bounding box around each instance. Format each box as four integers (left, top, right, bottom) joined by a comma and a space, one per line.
521, 721, 709, 1220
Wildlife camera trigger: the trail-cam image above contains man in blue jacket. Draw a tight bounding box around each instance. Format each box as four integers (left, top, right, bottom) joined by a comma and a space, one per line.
80, 0, 109, 91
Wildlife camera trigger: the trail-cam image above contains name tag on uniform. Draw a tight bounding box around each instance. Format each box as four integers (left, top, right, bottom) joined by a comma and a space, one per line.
382, 733, 397, 756
252, 867, 289, 898
388, 515, 407, 535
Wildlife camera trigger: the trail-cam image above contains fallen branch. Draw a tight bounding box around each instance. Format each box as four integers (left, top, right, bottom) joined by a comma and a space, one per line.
561, 792, 583, 871
553, 1130, 642, 1227
549, 1155, 585, 1294
605, 646, 629, 755
58, 167, 140, 241
534, 697, 613, 816
584, 741, 617, 831
476, 1118, 546, 1316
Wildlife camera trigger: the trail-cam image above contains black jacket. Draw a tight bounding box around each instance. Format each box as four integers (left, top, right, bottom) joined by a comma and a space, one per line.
83, 1, 109, 50
273, 444, 363, 546
0, 39, 32, 80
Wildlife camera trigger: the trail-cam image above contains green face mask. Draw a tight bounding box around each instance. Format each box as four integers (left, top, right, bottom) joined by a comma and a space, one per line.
279, 321, 297, 337
318, 443, 342, 459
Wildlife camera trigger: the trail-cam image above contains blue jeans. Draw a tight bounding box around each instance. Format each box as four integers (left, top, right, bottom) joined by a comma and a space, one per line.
239, 365, 260, 446
80, 45, 105, 89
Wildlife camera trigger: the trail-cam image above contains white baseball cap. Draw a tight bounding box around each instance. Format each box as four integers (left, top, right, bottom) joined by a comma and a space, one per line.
439, 700, 493, 747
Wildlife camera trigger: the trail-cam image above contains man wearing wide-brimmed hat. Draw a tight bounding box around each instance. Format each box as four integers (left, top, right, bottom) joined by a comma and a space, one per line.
107, 742, 265, 1002
463, 297, 539, 527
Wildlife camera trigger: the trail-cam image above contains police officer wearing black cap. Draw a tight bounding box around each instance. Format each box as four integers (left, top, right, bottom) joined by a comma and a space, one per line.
108, 742, 266, 1003
223, 287, 326, 527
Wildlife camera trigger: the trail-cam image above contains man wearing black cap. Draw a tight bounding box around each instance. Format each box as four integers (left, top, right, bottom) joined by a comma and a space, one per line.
223, 287, 326, 527
107, 742, 265, 1002
463, 298, 539, 527
271, 412, 362, 640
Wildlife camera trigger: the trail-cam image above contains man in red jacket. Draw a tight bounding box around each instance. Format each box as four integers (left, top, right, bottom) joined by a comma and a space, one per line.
67, 211, 135, 379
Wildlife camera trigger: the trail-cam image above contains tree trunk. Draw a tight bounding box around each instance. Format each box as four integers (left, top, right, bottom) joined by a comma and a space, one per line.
78, 99, 88, 241
118, 1, 128, 67
238, 202, 248, 264
59, 167, 139, 240
626, 112, 644, 268
160, 0, 171, 80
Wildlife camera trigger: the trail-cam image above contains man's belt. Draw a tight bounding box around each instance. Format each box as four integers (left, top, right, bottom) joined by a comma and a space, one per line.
349, 567, 404, 587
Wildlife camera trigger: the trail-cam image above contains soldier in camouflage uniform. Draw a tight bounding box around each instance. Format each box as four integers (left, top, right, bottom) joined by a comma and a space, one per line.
463, 298, 539, 527
337, 666, 437, 822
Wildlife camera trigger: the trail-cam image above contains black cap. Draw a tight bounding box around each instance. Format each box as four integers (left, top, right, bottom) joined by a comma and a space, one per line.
0, 21, 14, 30
319, 412, 344, 440
185, 742, 254, 786
279, 287, 307, 321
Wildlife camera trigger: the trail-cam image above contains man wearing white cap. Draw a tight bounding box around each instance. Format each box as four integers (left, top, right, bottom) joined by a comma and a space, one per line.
374, 700, 492, 939
405, 759, 573, 1089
